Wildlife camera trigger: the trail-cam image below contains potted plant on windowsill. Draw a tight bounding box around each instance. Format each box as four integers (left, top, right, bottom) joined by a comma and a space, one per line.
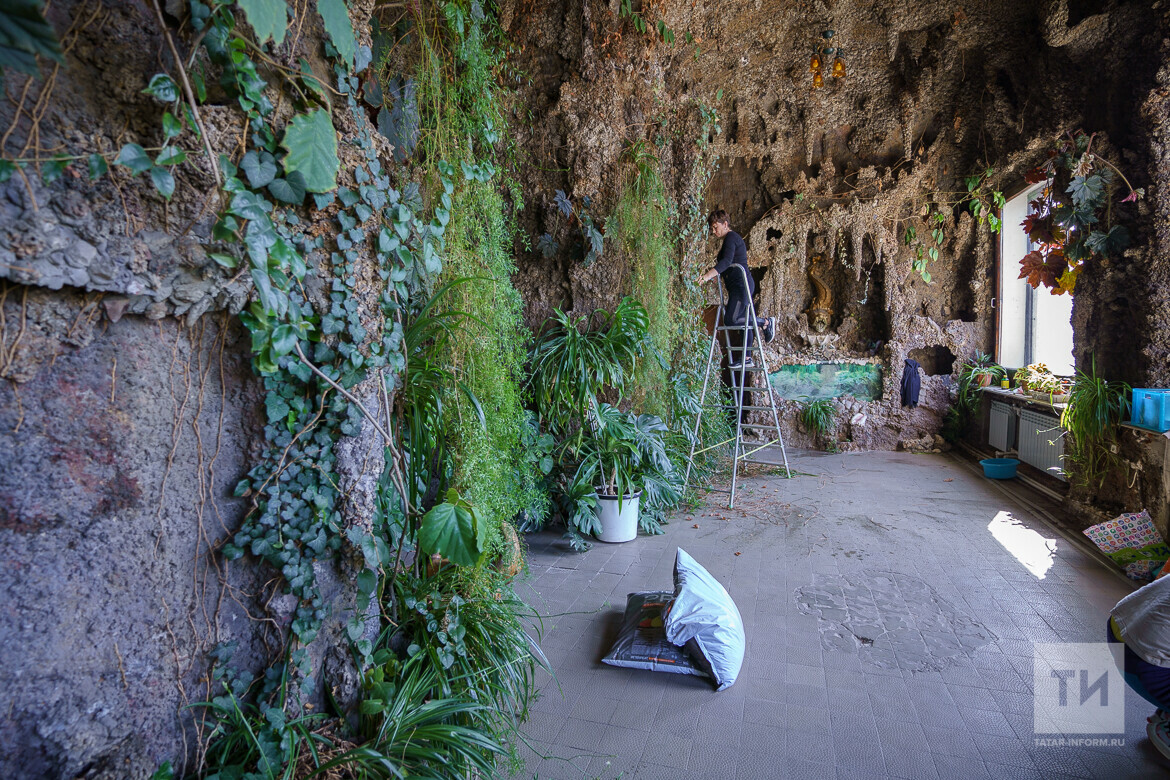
969, 353, 1007, 388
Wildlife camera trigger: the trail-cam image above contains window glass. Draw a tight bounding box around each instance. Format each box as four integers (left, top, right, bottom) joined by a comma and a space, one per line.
997, 186, 1075, 375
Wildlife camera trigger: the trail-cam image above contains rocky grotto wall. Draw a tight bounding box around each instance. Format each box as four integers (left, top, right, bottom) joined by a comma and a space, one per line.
0, 2, 385, 775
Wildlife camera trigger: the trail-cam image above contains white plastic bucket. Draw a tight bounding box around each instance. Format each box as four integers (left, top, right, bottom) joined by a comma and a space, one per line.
596, 493, 640, 543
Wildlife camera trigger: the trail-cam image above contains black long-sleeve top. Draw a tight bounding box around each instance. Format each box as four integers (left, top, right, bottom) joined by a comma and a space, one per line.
714, 230, 754, 296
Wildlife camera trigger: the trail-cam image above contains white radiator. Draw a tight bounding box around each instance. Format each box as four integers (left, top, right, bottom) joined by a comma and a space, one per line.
1018, 409, 1067, 481
989, 401, 1015, 452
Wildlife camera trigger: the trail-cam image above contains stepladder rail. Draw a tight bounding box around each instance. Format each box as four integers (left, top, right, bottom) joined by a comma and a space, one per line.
684, 267, 791, 507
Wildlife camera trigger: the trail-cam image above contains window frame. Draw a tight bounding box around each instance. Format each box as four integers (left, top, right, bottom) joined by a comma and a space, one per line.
995, 183, 1074, 375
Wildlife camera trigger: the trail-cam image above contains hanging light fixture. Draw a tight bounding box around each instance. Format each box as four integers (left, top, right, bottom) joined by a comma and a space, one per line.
810, 29, 845, 88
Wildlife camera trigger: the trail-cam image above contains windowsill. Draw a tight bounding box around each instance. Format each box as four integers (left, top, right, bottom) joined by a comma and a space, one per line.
979, 386, 1068, 412
1120, 422, 1170, 440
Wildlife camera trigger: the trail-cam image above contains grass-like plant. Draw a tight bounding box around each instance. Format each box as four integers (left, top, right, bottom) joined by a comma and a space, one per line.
1060, 358, 1130, 488
364, 566, 546, 774
527, 296, 650, 434
318, 654, 508, 779
799, 398, 837, 449
400, 278, 488, 516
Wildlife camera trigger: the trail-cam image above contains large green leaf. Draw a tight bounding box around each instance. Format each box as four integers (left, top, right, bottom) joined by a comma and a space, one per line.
280, 109, 338, 193
0, 0, 63, 76
238, 0, 287, 46
1067, 174, 1104, 209
419, 498, 480, 567
316, 0, 356, 67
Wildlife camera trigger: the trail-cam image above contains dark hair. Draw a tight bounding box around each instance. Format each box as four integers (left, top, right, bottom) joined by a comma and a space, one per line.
707, 209, 729, 228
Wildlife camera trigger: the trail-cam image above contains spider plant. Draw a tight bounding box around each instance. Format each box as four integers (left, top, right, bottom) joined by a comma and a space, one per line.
315, 654, 507, 779
527, 296, 649, 434
1060, 357, 1130, 488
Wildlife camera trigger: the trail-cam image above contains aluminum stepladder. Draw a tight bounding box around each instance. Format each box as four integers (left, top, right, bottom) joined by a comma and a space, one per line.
683, 265, 791, 509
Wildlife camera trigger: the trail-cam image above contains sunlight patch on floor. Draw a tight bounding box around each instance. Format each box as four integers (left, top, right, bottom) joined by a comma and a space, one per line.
988, 510, 1057, 579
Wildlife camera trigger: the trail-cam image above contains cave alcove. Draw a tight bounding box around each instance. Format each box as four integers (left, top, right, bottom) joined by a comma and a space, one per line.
908, 346, 957, 376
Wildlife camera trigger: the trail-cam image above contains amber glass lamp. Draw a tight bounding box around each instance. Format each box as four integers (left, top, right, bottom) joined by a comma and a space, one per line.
831, 55, 846, 79
809, 52, 822, 73
812, 70, 825, 88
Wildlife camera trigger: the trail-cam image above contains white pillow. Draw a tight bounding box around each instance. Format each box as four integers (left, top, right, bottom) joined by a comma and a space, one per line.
663, 548, 746, 691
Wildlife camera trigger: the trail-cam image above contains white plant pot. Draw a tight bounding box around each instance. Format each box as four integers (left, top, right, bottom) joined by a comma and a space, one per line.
596, 492, 640, 543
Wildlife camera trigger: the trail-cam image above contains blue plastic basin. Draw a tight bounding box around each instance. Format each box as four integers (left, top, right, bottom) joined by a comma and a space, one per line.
980, 458, 1019, 479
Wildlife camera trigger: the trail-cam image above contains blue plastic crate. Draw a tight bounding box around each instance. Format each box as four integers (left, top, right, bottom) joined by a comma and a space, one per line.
1131, 389, 1170, 432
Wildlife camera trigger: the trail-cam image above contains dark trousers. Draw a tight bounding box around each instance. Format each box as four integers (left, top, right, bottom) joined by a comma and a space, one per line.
723, 288, 754, 363
1107, 618, 1170, 709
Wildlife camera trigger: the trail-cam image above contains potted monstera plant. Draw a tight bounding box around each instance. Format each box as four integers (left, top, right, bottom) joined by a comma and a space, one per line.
573, 401, 680, 543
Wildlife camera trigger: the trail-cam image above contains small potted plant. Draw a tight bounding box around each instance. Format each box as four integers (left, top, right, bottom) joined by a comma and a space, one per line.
1030, 372, 1070, 404
966, 352, 1006, 388
1014, 362, 1050, 392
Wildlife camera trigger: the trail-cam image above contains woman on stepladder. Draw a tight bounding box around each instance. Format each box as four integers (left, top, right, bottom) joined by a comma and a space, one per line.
697, 210, 775, 371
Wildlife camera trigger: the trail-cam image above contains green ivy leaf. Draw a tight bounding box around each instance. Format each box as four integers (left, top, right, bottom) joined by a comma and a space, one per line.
356, 568, 376, 595
41, 154, 68, 184
316, 0, 357, 67
0, 159, 19, 183
150, 166, 175, 199
238, 0, 287, 46
241, 150, 277, 188
87, 153, 107, 180
210, 252, 238, 269
358, 699, 384, 716
271, 323, 298, 356
115, 143, 152, 174
418, 500, 479, 567
0, 0, 64, 77
281, 109, 339, 193
298, 58, 328, 102
155, 147, 186, 166
213, 213, 240, 241
143, 73, 179, 103
265, 393, 290, 421
251, 266, 281, 314
191, 69, 207, 103
267, 170, 306, 204
230, 190, 272, 222
245, 215, 278, 254
162, 111, 182, 139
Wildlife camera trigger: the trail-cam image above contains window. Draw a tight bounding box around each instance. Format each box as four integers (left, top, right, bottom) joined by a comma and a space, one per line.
997, 185, 1074, 375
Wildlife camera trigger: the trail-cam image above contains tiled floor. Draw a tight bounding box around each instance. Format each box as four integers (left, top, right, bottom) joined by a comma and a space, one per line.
513, 450, 1169, 779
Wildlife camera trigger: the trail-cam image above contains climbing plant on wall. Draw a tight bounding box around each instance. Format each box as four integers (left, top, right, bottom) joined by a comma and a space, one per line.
901, 166, 1005, 283
1018, 131, 1143, 295
2, 0, 542, 775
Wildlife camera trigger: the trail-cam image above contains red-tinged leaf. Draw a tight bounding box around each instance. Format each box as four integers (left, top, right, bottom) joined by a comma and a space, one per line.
1018, 248, 1066, 291
1025, 166, 1048, 184
1021, 213, 1056, 246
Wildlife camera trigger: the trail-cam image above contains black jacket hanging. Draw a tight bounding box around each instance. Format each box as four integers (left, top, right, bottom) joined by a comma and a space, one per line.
901, 358, 922, 407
